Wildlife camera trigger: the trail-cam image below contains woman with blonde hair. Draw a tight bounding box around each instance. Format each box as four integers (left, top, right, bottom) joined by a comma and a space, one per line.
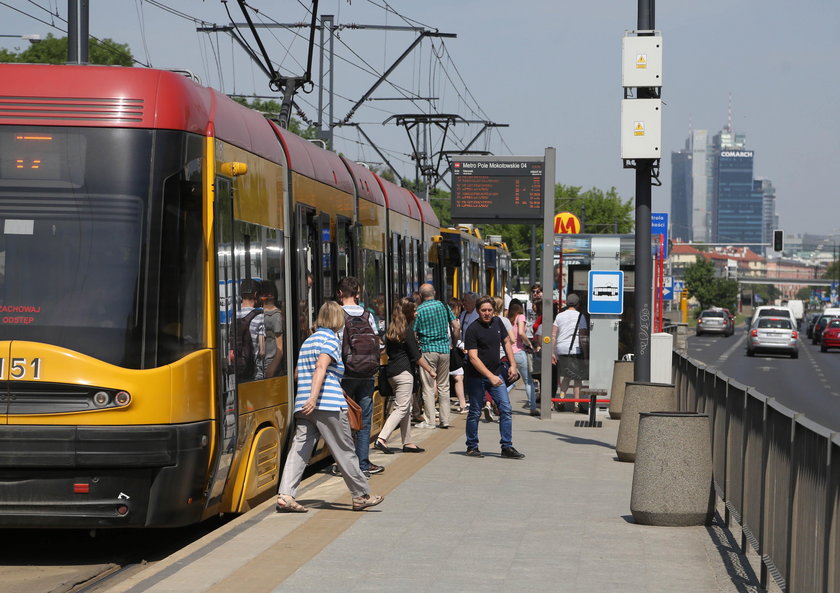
276, 300, 384, 512
375, 298, 435, 453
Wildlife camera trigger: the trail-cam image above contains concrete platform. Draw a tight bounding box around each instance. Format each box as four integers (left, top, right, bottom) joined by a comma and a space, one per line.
101, 395, 763, 593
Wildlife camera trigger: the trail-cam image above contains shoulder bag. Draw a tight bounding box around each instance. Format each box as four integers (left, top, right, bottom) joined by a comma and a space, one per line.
343, 392, 363, 432
561, 313, 589, 381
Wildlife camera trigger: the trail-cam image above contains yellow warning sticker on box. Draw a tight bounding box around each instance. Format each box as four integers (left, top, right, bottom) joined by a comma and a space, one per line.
636, 54, 648, 69
633, 121, 645, 136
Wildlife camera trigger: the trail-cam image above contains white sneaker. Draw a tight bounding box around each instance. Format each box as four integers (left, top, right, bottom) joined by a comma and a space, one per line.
482, 404, 496, 423
414, 421, 437, 429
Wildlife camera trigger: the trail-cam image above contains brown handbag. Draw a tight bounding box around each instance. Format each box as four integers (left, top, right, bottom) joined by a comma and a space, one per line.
344, 393, 363, 432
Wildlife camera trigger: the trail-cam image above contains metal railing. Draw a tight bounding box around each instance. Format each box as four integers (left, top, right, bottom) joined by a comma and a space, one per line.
672, 351, 839, 593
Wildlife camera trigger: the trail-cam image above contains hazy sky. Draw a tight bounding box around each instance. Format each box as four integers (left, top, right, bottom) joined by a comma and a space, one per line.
2, 0, 838, 237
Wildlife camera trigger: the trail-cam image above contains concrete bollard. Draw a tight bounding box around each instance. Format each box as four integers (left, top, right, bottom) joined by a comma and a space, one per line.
630, 412, 714, 526
607, 360, 634, 420
615, 381, 675, 462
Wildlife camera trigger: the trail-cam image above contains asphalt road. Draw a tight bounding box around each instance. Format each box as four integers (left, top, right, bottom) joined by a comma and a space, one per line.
687, 324, 840, 432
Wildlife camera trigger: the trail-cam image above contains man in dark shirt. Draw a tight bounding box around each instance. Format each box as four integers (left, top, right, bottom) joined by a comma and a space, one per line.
463, 296, 525, 459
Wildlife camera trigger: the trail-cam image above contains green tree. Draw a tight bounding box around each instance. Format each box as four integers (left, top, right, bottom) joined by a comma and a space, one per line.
683, 256, 739, 312
0, 33, 133, 65
377, 167, 396, 184
751, 284, 780, 305
231, 96, 318, 140
554, 184, 635, 234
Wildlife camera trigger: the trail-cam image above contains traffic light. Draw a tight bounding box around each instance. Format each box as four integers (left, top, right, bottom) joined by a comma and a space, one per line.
773, 229, 784, 252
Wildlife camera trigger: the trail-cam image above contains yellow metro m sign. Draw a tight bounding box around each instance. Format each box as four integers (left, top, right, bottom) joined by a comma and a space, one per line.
554, 212, 581, 234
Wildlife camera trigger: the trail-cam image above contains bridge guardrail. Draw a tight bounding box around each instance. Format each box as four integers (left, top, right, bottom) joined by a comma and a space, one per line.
672, 350, 838, 593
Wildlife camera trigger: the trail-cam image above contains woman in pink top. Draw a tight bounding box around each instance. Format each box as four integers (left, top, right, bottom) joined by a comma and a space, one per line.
507, 300, 537, 415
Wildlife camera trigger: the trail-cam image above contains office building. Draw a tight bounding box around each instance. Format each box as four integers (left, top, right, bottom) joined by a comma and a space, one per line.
755, 178, 777, 251
671, 122, 776, 250
670, 149, 691, 242
710, 128, 764, 249
669, 129, 712, 242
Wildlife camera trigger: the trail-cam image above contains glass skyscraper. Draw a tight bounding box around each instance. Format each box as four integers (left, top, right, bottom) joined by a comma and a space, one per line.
671, 125, 773, 248
669, 130, 712, 242
711, 137, 763, 247
670, 149, 692, 242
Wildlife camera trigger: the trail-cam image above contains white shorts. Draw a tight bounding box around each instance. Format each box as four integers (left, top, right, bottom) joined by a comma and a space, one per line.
449, 367, 464, 377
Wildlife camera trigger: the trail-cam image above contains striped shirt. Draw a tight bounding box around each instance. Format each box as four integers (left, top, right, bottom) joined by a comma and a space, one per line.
414, 299, 455, 353
294, 327, 346, 412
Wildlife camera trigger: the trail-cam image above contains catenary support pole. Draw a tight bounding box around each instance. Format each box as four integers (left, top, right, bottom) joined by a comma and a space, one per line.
530, 225, 537, 286
633, 0, 655, 382
67, 0, 89, 64
540, 147, 556, 418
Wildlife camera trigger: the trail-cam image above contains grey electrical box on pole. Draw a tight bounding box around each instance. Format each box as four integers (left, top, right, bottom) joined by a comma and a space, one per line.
621, 31, 662, 87
620, 99, 661, 159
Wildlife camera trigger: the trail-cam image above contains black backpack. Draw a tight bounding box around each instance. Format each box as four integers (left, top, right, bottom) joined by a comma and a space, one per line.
341, 310, 379, 377
230, 308, 261, 380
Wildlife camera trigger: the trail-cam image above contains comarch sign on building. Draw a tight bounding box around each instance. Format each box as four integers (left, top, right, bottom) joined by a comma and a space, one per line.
720, 151, 754, 158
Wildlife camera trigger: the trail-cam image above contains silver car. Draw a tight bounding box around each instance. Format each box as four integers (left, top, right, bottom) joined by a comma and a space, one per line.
696, 309, 733, 336
746, 317, 799, 358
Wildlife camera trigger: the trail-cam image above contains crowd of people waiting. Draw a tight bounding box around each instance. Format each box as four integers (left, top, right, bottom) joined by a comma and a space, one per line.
245, 275, 588, 513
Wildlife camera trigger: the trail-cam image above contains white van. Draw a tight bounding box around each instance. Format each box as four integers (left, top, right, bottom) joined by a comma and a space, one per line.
749, 306, 796, 329
783, 300, 805, 324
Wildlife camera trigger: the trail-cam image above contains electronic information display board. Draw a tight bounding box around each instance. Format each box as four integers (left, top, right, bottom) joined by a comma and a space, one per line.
450, 156, 544, 223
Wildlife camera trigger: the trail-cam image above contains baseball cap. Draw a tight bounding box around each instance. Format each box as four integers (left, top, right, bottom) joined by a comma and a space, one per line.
566, 293, 580, 307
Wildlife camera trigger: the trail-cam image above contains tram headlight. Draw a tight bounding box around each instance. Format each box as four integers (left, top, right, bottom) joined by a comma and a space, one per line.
114, 391, 131, 406
92, 391, 110, 407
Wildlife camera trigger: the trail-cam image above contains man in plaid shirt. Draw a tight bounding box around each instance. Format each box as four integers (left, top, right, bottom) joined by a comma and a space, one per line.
413, 283, 460, 428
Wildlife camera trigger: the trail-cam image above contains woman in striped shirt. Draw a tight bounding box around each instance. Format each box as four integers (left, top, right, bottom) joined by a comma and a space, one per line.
277, 301, 384, 512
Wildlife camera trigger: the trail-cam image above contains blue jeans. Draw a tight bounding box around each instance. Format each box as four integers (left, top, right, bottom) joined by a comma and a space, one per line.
341, 376, 375, 471
514, 350, 537, 410
464, 371, 513, 450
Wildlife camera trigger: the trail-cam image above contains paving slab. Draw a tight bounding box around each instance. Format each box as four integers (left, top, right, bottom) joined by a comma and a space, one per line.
101, 396, 762, 593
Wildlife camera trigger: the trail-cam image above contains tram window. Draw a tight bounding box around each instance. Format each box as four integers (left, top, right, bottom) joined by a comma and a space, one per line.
321, 218, 333, 302
336, 218, 352, 281
229, 223, 288, 380
408, 239, 416, 294
361, 249, 386, 334
260, 229, 287, 378
390, 233, 400, 299
156, 152, 205, 365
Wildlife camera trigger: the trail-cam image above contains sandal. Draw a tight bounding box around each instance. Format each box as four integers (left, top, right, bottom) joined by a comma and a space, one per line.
352, 494, 385, 511
373, 438, 394, 454
276, 494, 308, 513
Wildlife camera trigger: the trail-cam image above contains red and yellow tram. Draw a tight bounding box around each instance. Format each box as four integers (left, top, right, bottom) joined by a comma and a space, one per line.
0, 63, 511, 529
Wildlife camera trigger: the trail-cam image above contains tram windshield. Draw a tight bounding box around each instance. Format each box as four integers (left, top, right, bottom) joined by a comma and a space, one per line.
0, 127, 205, 368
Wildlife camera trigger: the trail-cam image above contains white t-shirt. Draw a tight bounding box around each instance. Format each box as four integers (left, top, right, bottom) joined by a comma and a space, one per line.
524, 300, 538, 339
553, 308, 587, 355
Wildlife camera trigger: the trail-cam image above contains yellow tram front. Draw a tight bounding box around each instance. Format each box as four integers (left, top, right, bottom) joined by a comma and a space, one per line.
0, 64, 289, 528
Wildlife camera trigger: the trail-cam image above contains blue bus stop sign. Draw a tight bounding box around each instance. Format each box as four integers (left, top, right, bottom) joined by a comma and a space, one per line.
588, 270, 624, 315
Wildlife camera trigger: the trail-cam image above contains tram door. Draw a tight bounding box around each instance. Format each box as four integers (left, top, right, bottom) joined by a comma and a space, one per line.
335, 216, 355, 283
207, 176, 237, 508
293, 205, 332, 354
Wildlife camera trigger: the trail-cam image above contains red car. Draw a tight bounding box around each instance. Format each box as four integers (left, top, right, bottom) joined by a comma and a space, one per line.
821, 318, 840, 352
